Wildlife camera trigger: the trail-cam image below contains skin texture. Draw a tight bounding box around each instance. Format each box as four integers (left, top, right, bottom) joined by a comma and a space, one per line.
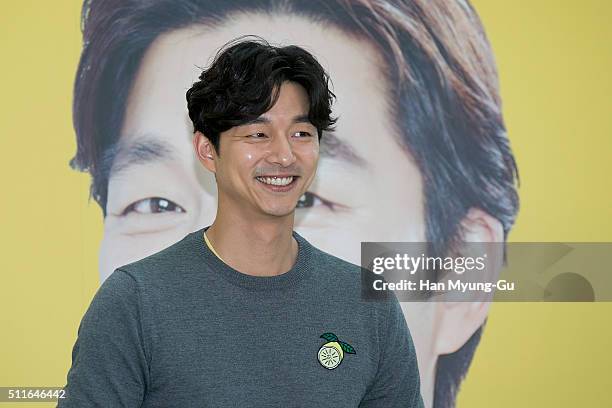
99, 12, 503, 407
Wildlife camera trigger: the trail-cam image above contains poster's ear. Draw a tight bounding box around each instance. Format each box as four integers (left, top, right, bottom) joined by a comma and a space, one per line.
193, 131, 217, 173
433, 208, 504, 355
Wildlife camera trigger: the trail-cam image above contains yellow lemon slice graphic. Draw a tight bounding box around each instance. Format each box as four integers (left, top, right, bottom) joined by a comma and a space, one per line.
318, 332, 356, 370
318, 341, 344, 370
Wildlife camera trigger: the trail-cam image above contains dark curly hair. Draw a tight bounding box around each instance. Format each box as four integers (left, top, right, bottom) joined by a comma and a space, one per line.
186, 35, 337, 155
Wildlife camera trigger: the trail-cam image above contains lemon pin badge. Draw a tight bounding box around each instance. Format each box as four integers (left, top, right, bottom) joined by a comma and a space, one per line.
317, 332, 356, 370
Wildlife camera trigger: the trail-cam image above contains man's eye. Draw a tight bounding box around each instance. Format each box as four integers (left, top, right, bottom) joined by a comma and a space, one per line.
293, 131, 312, 137
121, 197, 186, 216
296, 191, 337, 211
248, 133, 267, 138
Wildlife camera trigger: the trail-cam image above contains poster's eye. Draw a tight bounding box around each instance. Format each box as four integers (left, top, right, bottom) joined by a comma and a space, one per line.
296, 191, 337, 211
122, 197, 186, 216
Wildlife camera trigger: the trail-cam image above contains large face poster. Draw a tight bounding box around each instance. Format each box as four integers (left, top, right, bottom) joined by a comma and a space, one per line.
73, 2, 518, 406
2, 1, 611, 407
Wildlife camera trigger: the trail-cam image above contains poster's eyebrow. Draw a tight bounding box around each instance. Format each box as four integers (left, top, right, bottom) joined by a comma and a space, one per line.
320, 130, 368, 168
103, 135, 176, 179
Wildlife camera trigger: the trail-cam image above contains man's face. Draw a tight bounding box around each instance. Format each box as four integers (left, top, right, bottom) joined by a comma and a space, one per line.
100, 12, 435, 404
207, 81, 320, 220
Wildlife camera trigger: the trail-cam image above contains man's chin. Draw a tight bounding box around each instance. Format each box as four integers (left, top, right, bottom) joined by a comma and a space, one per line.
256, 203, 298, 218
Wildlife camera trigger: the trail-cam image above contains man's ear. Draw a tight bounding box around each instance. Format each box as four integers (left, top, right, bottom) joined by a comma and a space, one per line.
193, 131, 217, 174
433, 208, 504, 355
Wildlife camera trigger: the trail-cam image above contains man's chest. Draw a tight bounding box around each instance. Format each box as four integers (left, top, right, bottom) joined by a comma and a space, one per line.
145, 299, 379, 407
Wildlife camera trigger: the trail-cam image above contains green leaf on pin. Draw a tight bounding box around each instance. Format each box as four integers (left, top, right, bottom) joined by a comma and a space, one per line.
320, 332, 338, 342
339, 341, 356, 354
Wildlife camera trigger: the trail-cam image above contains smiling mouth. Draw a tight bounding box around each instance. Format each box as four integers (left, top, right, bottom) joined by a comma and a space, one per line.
255, 176, 299, 186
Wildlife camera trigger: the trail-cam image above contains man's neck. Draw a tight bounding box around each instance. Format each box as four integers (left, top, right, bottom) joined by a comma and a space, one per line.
205, 208, 298, 277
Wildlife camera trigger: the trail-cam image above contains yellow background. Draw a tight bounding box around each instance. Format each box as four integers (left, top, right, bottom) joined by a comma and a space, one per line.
1, 1, 610, 406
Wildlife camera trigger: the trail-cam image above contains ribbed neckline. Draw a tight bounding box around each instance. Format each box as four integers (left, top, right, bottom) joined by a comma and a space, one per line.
192, 225, 313, 291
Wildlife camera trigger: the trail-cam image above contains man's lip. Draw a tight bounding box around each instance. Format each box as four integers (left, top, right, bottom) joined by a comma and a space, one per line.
255, 175, 300, 178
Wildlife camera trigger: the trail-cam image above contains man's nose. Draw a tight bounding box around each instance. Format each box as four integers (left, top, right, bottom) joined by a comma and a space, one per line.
266, 133, 296, 166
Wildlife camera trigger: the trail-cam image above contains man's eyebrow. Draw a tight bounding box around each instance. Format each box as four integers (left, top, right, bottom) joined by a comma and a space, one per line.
103, 135, 176, 179
239, 114, 367, 167
241, 113, 312, 126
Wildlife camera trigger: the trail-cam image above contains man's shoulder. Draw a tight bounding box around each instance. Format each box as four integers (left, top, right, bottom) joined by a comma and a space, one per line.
305, 240, 376, 294
304, 237, 394, 303
307, 243, 361, 276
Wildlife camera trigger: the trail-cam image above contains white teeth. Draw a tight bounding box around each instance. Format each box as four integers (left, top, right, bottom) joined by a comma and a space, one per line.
256, 176, 294, 186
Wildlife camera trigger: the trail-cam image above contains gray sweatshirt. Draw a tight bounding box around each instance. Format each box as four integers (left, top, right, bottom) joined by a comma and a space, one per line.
59, 226, 424, 407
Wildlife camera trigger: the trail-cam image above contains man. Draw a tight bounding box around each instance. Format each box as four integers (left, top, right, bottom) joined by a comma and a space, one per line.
68, 1, 519, 406
60, 37, 424, 407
